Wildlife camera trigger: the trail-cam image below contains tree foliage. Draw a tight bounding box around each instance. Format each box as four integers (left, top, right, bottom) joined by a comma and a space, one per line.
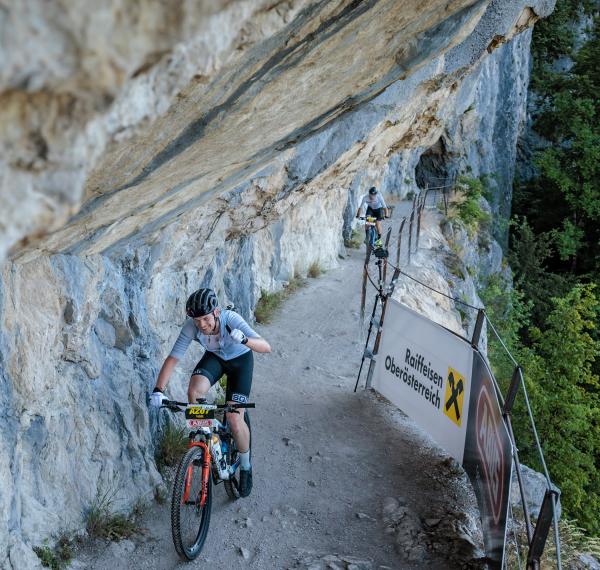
497, 1, 600, 535
519, 10, 600, 282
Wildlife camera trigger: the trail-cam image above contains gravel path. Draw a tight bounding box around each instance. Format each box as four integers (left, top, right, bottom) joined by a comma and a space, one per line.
73, 206, 483, 570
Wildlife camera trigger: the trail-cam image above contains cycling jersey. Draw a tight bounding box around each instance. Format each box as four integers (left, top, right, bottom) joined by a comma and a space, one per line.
170, 309, 260, 361
359, 192, 387, 213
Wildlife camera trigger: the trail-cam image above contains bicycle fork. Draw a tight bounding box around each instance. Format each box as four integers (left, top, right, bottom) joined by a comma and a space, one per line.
184, 442, 211, 507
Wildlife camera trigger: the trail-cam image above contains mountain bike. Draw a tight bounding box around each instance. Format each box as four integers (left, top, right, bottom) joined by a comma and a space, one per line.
358, 215, 379, 251
161, 399, 254, 560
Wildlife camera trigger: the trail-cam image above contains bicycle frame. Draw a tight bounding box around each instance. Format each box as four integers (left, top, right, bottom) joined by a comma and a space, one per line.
359, 216, 378, 249
184, 440, 211, 506
163, 400, 254, 505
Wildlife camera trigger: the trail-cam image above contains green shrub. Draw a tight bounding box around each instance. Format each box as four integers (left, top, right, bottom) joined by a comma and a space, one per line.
544, 518, 600, 564
155, 422, 188, 471
451, 176, 491, 233
33, 536, 72, 570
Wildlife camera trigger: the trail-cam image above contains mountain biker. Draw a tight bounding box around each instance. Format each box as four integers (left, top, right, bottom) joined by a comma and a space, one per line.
356, 186, 389, 247
150, 288, 271, 497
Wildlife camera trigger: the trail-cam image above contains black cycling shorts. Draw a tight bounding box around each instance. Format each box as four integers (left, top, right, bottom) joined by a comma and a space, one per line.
366, 206, 384, 221
191, 350, 253, 404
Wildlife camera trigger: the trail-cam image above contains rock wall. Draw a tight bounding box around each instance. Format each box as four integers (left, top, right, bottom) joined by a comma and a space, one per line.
0, 0, 554, 566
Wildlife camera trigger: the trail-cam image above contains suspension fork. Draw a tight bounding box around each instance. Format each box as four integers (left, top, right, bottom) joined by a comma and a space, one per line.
183, 441, 211, 506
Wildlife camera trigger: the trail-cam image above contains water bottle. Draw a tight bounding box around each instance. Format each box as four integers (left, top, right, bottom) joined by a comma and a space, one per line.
211, 435, 229, 480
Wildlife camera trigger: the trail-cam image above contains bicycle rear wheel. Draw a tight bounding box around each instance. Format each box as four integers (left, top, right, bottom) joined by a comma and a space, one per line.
365, 225, 376, 252
171, 446, 212, 560
224, 411, 251, 500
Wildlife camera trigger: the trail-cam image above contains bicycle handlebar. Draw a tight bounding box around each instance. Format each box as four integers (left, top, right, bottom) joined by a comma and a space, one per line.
161, 399, 256, 411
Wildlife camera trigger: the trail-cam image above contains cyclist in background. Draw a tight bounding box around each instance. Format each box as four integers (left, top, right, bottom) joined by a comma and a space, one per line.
150, 288, 271, 497
356, 186, 389, 247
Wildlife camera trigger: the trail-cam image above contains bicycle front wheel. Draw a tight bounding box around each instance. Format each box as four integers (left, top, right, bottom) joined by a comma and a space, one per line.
171, 446, 212, 560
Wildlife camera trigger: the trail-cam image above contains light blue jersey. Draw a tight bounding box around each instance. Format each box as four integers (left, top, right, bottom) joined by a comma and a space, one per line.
170, 309, 259, 361
359, 192, 387, 213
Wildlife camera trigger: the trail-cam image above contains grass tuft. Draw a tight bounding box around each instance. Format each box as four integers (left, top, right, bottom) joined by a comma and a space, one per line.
155, 422, 188, 471
254, 274, 307, 323
344, 228, 363, 249
85, 479, 145, 542
255, 289, 286, 324
307, 262, 323, 278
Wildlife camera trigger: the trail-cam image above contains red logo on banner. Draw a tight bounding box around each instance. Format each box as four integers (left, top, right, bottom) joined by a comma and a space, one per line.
476, 385, 505, 525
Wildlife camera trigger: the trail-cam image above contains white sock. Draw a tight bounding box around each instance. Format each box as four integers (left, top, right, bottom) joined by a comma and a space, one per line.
239, 450, 251, 470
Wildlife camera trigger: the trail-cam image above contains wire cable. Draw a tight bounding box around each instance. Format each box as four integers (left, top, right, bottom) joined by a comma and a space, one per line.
484, 315, 520, 368
385, 260, 482, 311
508, 503, 524, 570
364, 264, 380, 291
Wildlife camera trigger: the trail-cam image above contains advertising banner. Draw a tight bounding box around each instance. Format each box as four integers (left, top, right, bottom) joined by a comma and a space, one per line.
372, 299, 473, 462
463, 351, 513, 569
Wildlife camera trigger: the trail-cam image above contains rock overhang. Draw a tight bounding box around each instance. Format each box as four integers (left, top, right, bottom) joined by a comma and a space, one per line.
2, 0, 553, 265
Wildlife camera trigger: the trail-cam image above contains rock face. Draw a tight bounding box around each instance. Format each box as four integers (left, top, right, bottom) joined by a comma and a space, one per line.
0, 0, 554, 566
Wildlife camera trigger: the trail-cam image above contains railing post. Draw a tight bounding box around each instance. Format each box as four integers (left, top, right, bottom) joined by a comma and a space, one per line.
503, 366, 521, 414
471, 309, 485, 349
527, 489, 561, 569
443, 186, 448, 215
504, 413, 534, 545
416, 184, 427, 250
408, 196, 416, 264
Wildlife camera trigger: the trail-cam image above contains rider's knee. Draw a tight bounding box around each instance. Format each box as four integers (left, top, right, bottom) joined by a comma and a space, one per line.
187, 375, 210, 401
225, 411, 242, 430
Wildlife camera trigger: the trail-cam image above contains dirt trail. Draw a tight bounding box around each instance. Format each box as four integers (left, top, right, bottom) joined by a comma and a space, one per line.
74, 205, 482, 570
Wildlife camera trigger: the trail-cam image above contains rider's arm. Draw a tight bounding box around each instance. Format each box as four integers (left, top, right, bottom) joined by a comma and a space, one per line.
379, 193, 388, 210
169, 319, 195, 359
154, 320, 195, 392
154, 355, 179, 391
226, 312, 272, 353
245, 336, 272, 353
356, 195, 367, 217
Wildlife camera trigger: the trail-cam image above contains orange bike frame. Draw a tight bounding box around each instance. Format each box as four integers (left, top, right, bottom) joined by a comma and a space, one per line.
183, 441, 211, 507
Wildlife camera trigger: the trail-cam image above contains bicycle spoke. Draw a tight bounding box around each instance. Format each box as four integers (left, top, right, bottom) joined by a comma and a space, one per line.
179, 464, 205, 548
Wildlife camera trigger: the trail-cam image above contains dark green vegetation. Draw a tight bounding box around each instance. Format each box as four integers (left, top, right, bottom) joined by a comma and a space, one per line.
523, 0, 599, 282
34, 536, 73, 570
450, 176, 491, 235
485, 0, 600, 536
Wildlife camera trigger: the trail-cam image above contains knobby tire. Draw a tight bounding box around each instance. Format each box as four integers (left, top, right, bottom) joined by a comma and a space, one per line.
171, 446, 212, 560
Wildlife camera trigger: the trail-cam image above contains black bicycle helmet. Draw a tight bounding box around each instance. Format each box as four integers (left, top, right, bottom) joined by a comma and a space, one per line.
368, 186, 377, 195
186, 288, 219, 318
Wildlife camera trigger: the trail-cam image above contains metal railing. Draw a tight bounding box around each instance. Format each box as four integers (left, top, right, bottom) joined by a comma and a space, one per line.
355, 182, 562, 569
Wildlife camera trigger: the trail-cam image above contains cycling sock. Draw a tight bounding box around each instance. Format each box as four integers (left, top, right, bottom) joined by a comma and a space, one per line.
239, 450, 251, 470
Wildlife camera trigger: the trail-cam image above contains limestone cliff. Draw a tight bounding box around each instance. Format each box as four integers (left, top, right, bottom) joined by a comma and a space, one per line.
0, 0, 554, 566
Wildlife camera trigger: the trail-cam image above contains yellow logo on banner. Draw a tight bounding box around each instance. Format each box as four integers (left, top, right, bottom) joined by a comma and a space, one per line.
444, 367, 466, 426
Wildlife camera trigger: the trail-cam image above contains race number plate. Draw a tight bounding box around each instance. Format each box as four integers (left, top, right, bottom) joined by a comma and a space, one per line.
187, 418, 215, 428
185, 406, 216, 420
